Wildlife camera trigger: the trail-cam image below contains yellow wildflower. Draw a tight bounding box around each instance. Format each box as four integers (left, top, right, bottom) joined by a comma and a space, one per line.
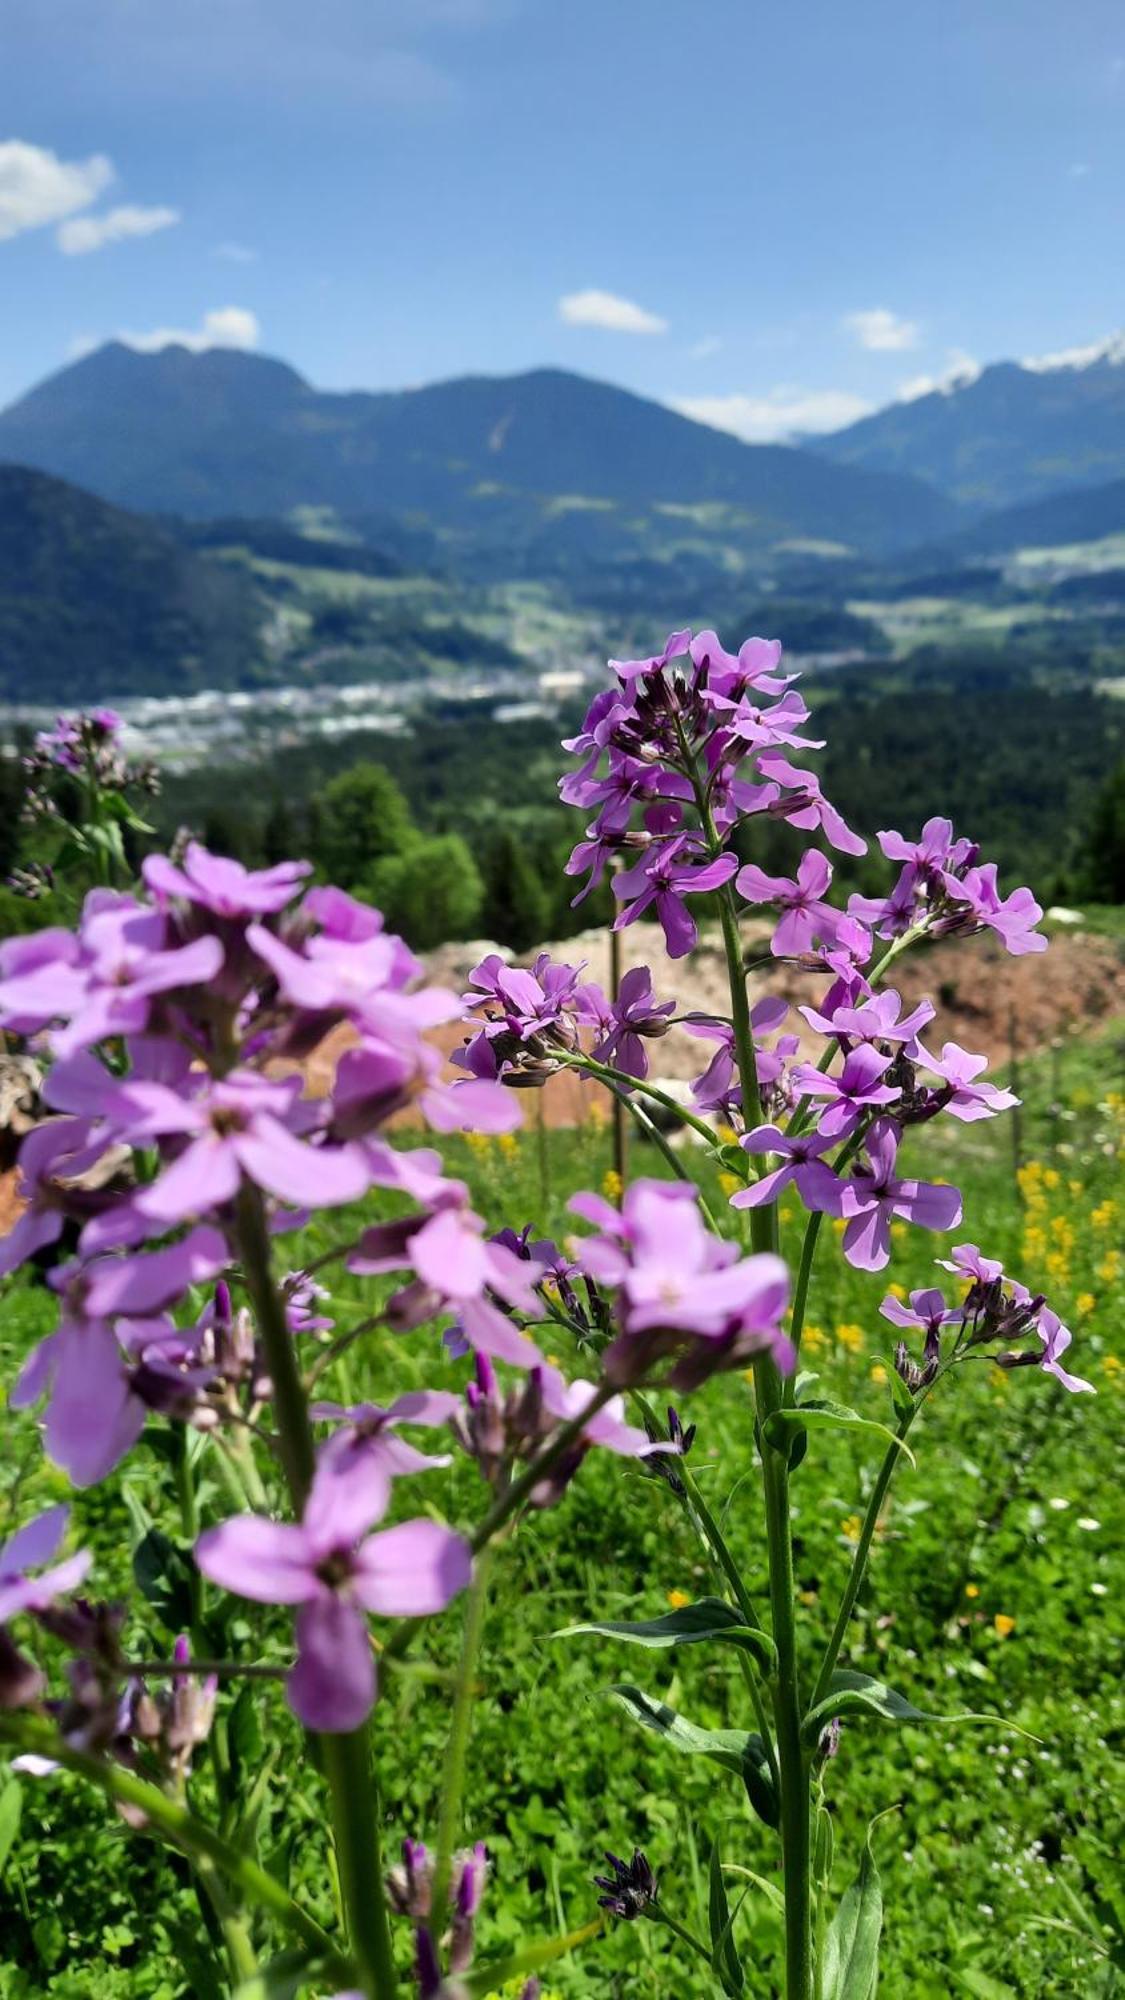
993, 1614, 1016, 1639
666, 1589, 691, 1611
885, 1281, 907, 1300
1075, 1293, 1096, 1317
601, 1169, 623, 1203
1097, 1252, 1121, 1286
869, 1363, 888, 1387
836, 1322, 865, 1353
841, 1515, 862, 1543
718, 1171, 741, 1198
965, 1583, 980, 1600
799, 1589, 819, 1607
498, 1132, 519, 1158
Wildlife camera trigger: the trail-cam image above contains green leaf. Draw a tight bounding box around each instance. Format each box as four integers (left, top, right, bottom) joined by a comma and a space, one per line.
952, 1971, 1019, 1999
802, 1669, 1021, 1746
460, 1916, 605, 1996
723, 1865, 785, 1917
814, 1804, 835, 1888
709, 1839, 745, 1996
608, 1686, 779, 1827
132, 1527, 196, 1635
822, 1831, 883, 2000
0, 1779, 22, 1875
228, 1685, 264, 1786
235, 1952, 335, 2000
763, 1401, 916, 1468
559, 1597, 777, 1675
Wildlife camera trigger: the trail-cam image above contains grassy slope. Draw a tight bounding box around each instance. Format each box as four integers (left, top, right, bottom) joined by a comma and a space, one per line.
0, 1035, 1121, 1998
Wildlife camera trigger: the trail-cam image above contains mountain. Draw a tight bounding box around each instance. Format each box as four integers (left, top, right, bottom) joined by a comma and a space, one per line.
818, 337, 1125, 510
0, 344, 962, 568
0, 465, 263, 702
926, 474, 1125, 561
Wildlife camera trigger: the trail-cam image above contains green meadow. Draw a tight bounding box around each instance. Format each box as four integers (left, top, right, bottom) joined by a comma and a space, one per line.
0, 1034, 1121, 1998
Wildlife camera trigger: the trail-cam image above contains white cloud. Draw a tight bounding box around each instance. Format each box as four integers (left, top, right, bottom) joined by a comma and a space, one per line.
558, 289, 668, 335
214, 240, 259, 263
897, 348, 981, 401
689, 334, 722, 360
1021, 330, 1125, 373
57, 202, 180, 255
844, 307, 920, 352
119, 305, 261, 353
671, 387, 873, 445
0, 139, 113, 243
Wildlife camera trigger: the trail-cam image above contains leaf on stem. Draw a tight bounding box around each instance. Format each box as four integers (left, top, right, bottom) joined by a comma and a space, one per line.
459, 1915, 605, 1995
762, 1402, 916, 1469
802, 1669, 1027, 1745
557, 1597, 777, 1676
821, 1826, 883, 2000
607, 1686, 779, 1827
708, 1838, 746, 1997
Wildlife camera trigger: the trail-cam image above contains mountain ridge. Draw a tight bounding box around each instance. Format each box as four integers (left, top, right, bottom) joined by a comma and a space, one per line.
0, 343, 962, 560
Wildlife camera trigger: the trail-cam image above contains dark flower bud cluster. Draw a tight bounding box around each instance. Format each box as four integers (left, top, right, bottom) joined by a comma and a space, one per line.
593, 1846, 658, 1920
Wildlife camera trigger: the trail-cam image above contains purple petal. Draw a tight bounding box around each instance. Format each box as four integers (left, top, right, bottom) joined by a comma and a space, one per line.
351, 1520, 472, 1618
288, 1599, 376, 1732
195, 1516, 317, 1604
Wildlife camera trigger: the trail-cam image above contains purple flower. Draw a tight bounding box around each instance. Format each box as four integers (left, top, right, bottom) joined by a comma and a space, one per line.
937, 1242, 1004, 1285
195, 1476, 471, 1731
878, 817, 964, 876
309, 1392, 460, 1522
734, 1124, 842, 1209
0, 896, 222, 1054
735, 849, 839, 957
689, 629, 792, 699
911, 1041, 1020, 1122
608, 628, 692, 682
757, 754, 867, 857
111, 1069, 372, 1222
570, 1179, 791, 1382
11, 1305, 145, 1487
812, 1118, 963, 1271
143, 842, 311, 918
612, 837, 738, 959
800, 987, 934, 1046
0, 1117, 113, 1278
685, 996, 790, 1112
879, 1288, 960, 1342
581, 965, 676, 1079
0, 1506, 91, 1624
1035, 1309, 1094, 1395
789, 1045, 902, 1139
941, 863, 1046, 956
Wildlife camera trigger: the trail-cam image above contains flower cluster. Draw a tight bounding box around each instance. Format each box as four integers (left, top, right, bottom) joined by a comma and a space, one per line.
555, 625, 1057, 1296
882, 1242, 1094, 1396
458, 954, 675, 1086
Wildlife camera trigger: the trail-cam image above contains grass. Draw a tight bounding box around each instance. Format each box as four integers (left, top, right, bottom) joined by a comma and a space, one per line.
0, 1036, 1122, 1998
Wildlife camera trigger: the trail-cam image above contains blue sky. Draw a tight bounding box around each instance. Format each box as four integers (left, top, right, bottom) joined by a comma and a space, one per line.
0, 0, 1122, 437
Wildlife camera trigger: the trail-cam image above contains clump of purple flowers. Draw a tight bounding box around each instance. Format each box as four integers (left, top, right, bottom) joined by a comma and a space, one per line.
0, 621, 1091, 2000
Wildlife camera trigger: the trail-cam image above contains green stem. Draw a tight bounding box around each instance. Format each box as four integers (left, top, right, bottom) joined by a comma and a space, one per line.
611, 1086, 721, 1230
629, 1389, 776, 1781
173, 1426, 205, 1644
710, 859, 812, 2000
429, 1546, 494, 1954
0, 1713, 353, 1981
758, 1388, 813, 2000
558, 1050, 723, 1150
380, 1380, 621, 1672
648, 1904, 715, 1965
811, 1403, 918, 1710
233, 1182, 397, 2000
